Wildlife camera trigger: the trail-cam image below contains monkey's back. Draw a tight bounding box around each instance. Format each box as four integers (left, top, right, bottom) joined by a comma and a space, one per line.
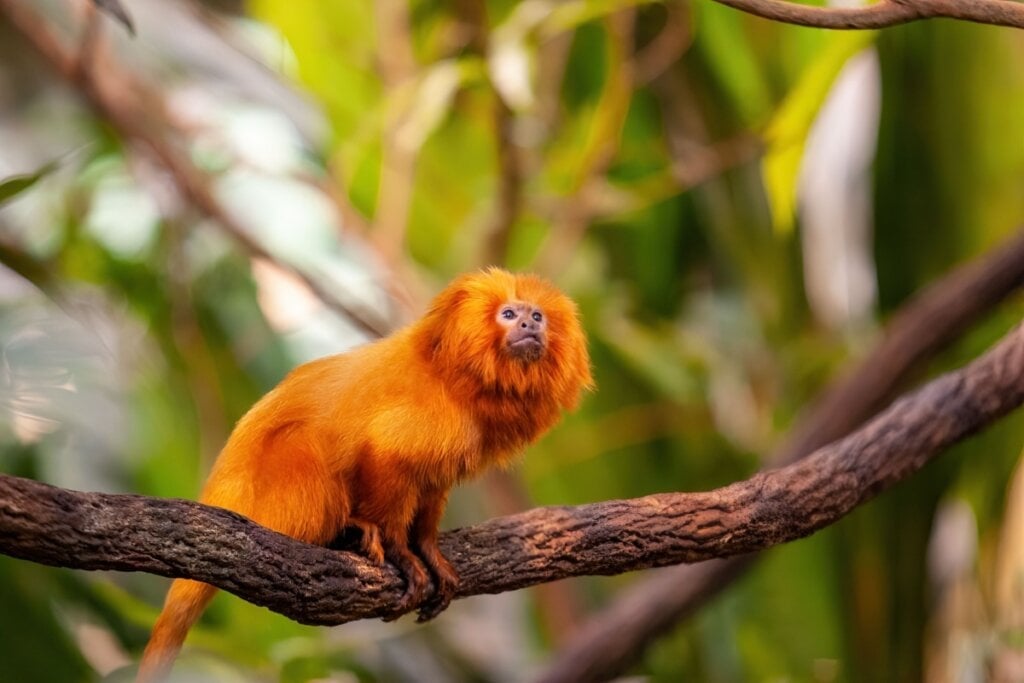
197, 327, 481, 542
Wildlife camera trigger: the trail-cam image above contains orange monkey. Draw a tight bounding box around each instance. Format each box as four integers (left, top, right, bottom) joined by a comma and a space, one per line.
137, 268, 592, 681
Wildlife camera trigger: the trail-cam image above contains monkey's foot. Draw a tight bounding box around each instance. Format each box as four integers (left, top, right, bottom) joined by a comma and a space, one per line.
416, 545, 460, 622
386, 574, 429, 621
415, 578, 456, 622
381, 545, 431, 621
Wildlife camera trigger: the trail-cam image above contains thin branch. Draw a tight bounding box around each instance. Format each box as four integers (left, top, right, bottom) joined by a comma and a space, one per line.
1, 320, 1024, 624
633, 2, 693, 87
485, 89, 523, 266
707, 0, 1024, 30
452, 0, 525, 267
370, 0, 419, 266
0, 232, 61, 296
536, 226, 1024, 683
90, 0, 134, 35
533, 9, 637, 277
0, 0, 392, 339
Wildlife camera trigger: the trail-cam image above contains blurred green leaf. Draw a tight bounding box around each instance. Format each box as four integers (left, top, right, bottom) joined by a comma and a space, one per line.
0, 558, 94, 683
693, 1, 772, 126
762, 31, 876, 234
0, 159, 60, 206
543, 0, 660, 37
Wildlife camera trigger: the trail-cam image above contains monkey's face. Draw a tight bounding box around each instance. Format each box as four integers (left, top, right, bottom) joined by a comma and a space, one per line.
423, 267, 591, 404
496, 301, 547, 362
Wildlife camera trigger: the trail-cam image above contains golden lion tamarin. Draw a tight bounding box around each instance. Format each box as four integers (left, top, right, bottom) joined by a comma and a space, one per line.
136, 268, 592, 681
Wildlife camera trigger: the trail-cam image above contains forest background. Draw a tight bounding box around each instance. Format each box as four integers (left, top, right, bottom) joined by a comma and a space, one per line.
1, 0, 1024, 681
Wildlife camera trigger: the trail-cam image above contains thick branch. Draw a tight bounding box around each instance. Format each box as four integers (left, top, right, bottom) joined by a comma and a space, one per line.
537, 227, 1024, 683
708, 0, 1024, 30
1, 321, 1023, 624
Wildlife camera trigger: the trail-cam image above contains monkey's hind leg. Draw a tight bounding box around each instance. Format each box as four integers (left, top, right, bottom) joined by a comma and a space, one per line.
380, 532, 431, 620
350, 466, 431, 618
411, 490, 460, 622
347, 516, 385, 565
208, 426, 345, 546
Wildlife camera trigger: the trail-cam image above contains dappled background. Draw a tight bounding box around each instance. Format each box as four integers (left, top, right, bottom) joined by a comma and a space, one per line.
1, 0, 1024, 681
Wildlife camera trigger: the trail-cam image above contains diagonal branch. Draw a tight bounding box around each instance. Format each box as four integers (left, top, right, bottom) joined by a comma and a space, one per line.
1, 320, 1023, 625
708, 0, 1024, 30
536, 227, 1024, 683
91, 0, 133, 35
0, 0, 392, 339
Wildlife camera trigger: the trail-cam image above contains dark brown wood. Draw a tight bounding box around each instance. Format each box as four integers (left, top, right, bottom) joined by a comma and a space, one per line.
1, 321, 1023, 626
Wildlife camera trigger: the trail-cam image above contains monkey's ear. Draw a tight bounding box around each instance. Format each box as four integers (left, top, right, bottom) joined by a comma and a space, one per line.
420, 283, 472, 354
427, 285, 470, 319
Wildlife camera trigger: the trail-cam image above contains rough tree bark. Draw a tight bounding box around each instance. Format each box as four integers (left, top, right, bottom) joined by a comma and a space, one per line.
1, 320, 1023, 625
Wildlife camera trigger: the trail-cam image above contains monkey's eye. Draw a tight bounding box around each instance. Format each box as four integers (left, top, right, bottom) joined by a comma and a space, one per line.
532, 311, 543, 322
501, 308, 516, 320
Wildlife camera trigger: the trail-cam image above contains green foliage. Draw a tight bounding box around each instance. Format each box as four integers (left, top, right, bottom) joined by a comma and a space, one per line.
0, 557, 93, 683
1, 1, 1023, 682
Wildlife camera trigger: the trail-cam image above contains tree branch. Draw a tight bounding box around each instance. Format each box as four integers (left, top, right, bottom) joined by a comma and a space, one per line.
1, 319, 1023, 624
708, 0, 1024, 31
536, 227, 1024, 683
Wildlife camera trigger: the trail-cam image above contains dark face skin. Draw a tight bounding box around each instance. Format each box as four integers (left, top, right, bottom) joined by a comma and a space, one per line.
497, 301, 547, 362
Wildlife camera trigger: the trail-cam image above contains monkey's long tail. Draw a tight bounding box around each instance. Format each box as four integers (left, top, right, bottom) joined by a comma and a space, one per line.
135, 579, 218, 683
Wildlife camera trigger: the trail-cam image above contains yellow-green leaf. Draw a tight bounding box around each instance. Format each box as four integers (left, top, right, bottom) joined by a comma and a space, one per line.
763, 30, 877, 234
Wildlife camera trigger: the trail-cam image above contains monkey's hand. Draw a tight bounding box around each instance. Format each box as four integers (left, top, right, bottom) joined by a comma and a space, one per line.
415, 538, 460, 622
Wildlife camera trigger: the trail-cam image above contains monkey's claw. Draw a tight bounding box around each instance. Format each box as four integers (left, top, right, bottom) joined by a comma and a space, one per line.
384, 580, 428, 621
415, 571, 458, 622
415, 590, 451, 622
414, 543, 459, 621
382, 551, 431, 621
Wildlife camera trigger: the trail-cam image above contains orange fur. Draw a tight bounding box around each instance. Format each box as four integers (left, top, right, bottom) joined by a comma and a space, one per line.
136, 268, 592, 681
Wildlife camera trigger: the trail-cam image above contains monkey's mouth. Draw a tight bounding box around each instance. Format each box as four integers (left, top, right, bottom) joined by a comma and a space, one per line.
507, 333, 545, 361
